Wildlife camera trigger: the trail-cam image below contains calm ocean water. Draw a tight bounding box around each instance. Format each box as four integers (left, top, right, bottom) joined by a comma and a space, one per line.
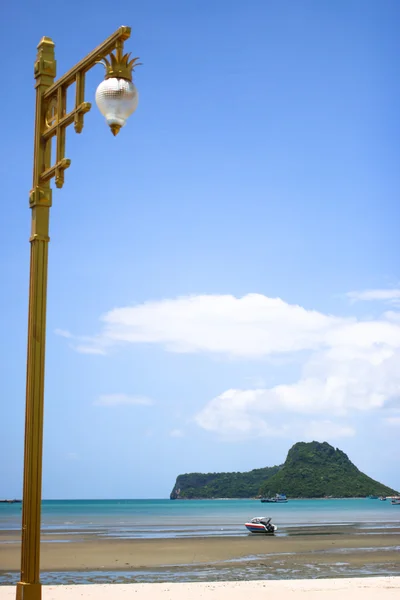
1, 498, 399, 539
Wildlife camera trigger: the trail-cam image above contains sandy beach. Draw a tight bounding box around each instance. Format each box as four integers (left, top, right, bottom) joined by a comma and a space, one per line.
1, 578, 400, 599
1, 529, 400, 582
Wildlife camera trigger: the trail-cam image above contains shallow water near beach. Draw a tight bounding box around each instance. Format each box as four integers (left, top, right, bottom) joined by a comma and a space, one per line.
1, 498, 399, 539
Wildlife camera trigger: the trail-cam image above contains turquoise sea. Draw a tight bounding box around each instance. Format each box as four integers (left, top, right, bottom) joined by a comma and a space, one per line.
1, 498, 399, 539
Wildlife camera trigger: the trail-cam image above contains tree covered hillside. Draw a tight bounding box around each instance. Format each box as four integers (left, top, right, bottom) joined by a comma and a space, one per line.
170, 465, 281, 499
259, 441, 398, 498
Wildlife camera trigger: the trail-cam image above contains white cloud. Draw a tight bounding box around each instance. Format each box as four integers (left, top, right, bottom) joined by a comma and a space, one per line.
194, 386, 359, 440
58, 293, 400, 358
75, 345, 107, 355
169, 429, 184, 438
383, 416, 400, 426
194, 338, 399, 438
60, 294, 347, 357
55, 328, 73, 339
59, 292, 400, 439
347, 288, 400, 305
194, 395, 355, 440
384, 311, 400, 324
94, 394, 154, 407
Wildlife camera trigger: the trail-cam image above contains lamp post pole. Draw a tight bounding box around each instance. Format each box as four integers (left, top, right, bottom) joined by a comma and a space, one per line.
16, 27, 140, 600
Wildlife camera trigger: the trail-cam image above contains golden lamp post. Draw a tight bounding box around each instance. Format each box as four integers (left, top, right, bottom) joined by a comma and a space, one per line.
16, 26, 140, 600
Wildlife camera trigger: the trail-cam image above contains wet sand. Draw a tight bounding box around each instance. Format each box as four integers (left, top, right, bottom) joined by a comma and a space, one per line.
1, 530, 400, 573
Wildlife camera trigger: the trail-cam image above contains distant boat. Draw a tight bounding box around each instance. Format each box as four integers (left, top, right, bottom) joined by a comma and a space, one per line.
261, 493, 288, 503
391, 498, 400, 505
0, 499, 21, 504
379, 496, 387, 501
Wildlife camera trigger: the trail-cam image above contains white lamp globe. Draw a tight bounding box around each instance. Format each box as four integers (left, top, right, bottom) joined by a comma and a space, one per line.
95, 78, 138, 136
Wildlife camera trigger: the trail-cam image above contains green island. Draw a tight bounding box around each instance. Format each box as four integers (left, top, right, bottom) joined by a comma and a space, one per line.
170, 441, 399, 499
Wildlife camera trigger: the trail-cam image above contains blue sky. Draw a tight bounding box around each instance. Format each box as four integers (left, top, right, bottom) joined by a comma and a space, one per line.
1, 1, 399, 499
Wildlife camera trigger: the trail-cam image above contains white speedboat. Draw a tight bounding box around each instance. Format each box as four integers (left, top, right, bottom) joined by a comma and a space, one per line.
245, 517, 277, 534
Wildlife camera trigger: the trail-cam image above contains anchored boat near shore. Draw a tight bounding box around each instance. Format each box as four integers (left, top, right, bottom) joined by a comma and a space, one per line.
261, 493, 288, 503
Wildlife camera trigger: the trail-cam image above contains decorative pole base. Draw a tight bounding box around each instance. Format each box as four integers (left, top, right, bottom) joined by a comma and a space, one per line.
16, 582, 42, 600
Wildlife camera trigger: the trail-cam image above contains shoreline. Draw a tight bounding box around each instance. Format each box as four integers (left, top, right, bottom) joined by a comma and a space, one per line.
171, 496, 399, 500
1, 578, 400, 599
2, 522, 400, 539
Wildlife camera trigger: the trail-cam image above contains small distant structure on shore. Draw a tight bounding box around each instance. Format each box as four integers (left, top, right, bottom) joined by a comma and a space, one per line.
0, 499, 21, 503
